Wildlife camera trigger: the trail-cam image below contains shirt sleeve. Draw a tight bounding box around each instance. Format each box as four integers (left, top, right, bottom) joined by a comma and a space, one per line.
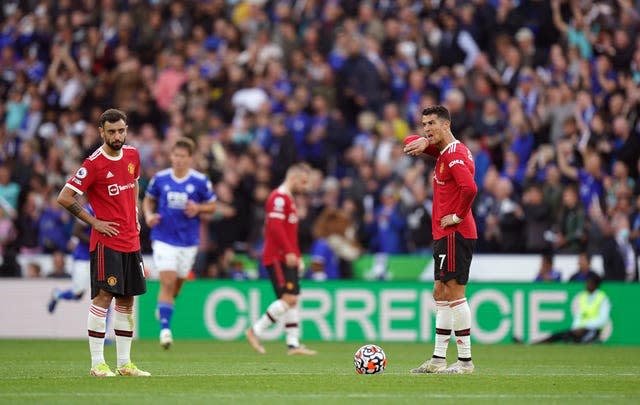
445, 153, 478, 219
134, 149, 141, 180
200, 178, 216, 203
65, 160, 95, 195
423, 144, 440, 157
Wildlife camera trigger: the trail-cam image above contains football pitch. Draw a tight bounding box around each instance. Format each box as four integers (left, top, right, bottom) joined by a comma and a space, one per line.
1, 340, 638, 404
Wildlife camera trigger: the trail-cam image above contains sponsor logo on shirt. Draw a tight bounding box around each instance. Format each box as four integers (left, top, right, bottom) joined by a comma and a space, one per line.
107, 182, 135, 196
106, 171, 114, 178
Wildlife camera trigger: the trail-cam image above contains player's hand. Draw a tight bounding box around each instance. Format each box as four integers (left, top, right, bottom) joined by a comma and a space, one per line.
184, 200, 200, 218
93, 220, 120, 236
439, 214, 458, 229
403, 137, 428, 156
285, 253, 298, 268
145, 213, 161, 228
297, 259, 305, 276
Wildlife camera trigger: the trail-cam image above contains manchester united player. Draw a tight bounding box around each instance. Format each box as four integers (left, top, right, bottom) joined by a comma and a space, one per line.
404, 105, 478, 374
57, 108, 150, 377
245, 163, 317, 355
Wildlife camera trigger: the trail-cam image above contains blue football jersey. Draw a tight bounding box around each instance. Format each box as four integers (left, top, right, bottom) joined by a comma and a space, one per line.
146, 169, 216, 247
72, 204, 93, 261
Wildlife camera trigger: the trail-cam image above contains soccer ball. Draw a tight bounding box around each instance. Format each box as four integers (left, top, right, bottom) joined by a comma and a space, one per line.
354, 344, 387, 374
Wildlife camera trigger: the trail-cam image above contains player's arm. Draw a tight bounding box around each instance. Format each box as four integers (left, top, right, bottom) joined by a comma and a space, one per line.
441, 157, 478, 228
403, 137, 440, 157
142, 193, 161, 228
185, 179, 217, 218
267, 207, 298, 267
57, 185, 120, 236
184, 199, 216, 218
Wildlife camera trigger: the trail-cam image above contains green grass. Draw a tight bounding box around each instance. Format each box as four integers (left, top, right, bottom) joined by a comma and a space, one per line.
1, 340, 639, 405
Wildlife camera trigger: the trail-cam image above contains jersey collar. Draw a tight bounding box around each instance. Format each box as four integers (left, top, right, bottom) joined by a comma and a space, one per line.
277, 185, 292, 196
100, 146, 123, 161
171, 169, 191, 183
440, 140, 460, 155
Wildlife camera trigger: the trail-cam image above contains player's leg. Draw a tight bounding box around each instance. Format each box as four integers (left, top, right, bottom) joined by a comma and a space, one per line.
115, 250, 149, 376
48, 260, 89, 313
534, 330, 574, 343
154, 241, 187, 349
282, 293, 317, 355
277, 263, 316, 355
411, 237, 450, 373
88, 289, 115, 376
410, 280, 449, 373
88, 244, 115, 376
246, 262, 291, 354
157, 270, 178, 349
439, 233, 474, 374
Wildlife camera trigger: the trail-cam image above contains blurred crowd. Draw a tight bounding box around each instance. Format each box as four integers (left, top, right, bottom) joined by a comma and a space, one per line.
0, 0, 639, 281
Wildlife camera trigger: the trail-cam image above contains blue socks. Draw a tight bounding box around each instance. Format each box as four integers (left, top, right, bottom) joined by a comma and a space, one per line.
58, 289, 77, 300
158, 302, 174, 330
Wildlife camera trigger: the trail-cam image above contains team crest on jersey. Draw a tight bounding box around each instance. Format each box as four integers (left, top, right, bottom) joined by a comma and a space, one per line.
76, 167, 88, 179
440, 163, 444, 173
186, 184, 195, 193
128, 163, 134, 175
287, 282, 294, 290
274, 196, 285, 211
107, 276, 117, 286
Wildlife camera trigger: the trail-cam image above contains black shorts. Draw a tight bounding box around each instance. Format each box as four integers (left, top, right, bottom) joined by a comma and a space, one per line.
90, 243, 146, 299
266, 261, 300, 298
433, 232, 475, 284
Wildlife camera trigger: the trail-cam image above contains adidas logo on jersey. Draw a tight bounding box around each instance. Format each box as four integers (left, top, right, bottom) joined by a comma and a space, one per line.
106, 171, 114, 178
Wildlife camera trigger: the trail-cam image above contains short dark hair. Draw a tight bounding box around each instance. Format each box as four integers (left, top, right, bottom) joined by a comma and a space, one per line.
173, 137, 196, 155
586, 271, 602, 287
422, 105, 451, 122
98, 108, 128, 128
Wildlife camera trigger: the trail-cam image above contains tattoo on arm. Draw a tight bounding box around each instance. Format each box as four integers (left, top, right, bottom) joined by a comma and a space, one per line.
66, 202, 83, 217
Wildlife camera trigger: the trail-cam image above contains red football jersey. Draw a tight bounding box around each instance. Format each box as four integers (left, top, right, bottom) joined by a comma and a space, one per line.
262, 186, 299, 266
425, 140, 478, 240
65, 145, 141, 252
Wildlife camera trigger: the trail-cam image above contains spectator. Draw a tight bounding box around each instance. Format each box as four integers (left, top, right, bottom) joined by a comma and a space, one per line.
25, 262, 42, 278
600, 213, 637, 282
569, 252, 596, 282
521, 183, 554, 253
0, 164, 20, 219
551, 184, 587, 254
532, 272, 610, 344
484, 177, 524, 253
1, 0, 640, 275
47, 250, 70, 278
534, 253, 562, 282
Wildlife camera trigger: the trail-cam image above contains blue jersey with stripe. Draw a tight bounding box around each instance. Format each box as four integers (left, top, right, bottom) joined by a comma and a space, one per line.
146, 169, 216, 247
72, 204, 93, 261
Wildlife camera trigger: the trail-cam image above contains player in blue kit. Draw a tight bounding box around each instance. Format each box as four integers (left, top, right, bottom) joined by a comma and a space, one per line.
143, 137, 216, 349
48, 203, 94, 312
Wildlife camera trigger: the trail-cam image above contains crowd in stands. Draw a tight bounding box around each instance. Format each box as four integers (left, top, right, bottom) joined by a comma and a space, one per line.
0, 0, 639, 282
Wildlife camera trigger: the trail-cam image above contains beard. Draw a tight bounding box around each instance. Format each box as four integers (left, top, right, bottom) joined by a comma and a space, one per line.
106, 139, 124, 150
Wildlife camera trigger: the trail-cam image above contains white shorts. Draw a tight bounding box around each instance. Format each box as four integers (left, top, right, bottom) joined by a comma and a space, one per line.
72, 259, 90, 296
152, 240, 198, 278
